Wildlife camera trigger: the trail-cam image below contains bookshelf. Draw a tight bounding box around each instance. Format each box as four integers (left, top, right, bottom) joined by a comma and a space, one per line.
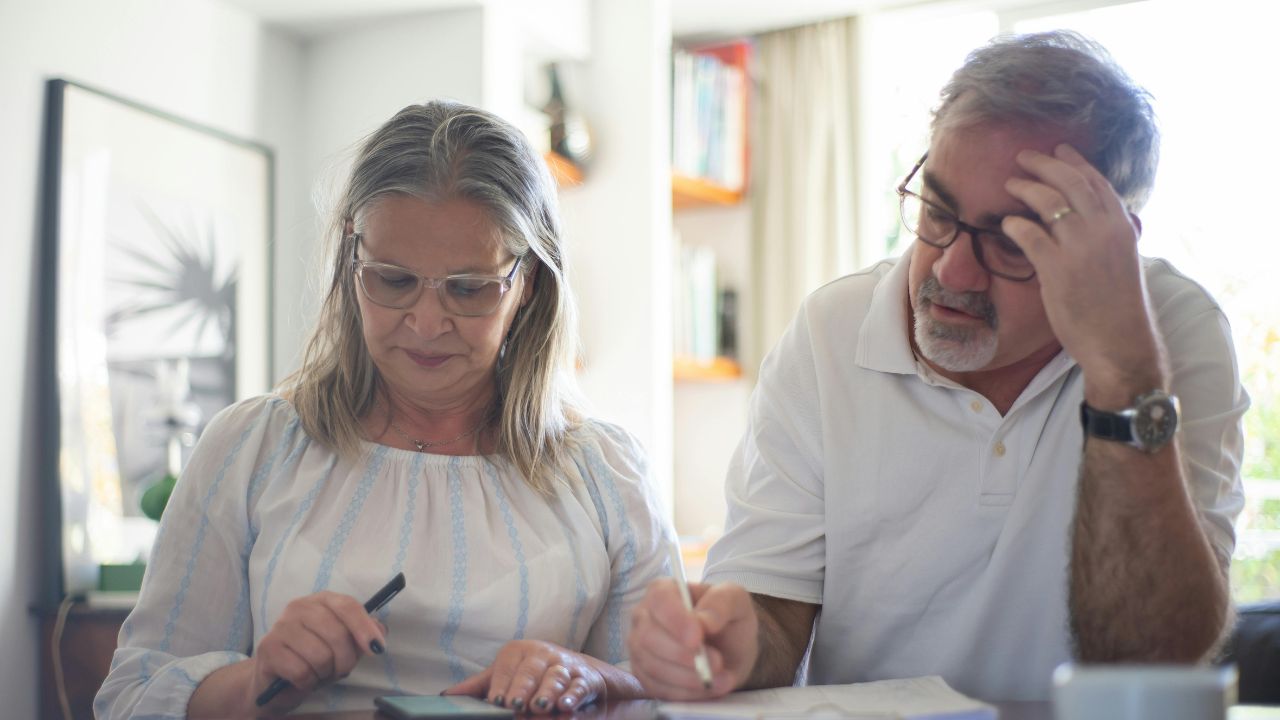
672, 173, 742, 208
673, 355, 742, 381
672, 40, 750, 196
671, 39, 751, 382
544, 151, 583, 187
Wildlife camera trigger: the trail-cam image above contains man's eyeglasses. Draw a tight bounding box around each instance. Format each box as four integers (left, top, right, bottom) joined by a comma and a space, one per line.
896, 153, 1037, 282
350, 235, 523, 316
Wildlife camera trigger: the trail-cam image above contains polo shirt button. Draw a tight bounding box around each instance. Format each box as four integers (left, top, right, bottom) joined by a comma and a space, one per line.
970, 400, 983, 412
994, 441, 1007, 457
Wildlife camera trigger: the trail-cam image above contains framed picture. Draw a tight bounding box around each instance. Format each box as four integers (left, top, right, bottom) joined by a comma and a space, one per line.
37, 79, 273, 607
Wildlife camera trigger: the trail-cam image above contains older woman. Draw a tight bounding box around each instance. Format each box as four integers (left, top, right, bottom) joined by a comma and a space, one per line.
96, 101, 674, 718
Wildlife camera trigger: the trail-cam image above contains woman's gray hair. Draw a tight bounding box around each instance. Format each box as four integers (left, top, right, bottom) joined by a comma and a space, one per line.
932, 30, 1160, 212
282, 100, 583, 493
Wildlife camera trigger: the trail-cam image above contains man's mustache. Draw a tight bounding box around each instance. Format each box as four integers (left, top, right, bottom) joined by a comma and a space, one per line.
917, 275, 997, 329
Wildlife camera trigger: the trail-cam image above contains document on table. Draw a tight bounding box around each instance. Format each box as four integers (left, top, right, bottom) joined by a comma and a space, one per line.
657, 676, 996, 720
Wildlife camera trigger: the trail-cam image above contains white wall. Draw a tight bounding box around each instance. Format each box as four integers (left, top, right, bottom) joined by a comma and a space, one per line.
0, 0, 302, 714
285, 7, 488, 369
259, 22, 313, 383
562, 0, 675, 518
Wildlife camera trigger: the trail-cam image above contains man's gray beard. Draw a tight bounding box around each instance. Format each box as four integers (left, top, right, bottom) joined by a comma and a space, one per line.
912, 275, 999, 373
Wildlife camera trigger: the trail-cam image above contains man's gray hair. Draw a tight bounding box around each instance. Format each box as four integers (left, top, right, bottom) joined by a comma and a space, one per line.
932, 30, 1159, 212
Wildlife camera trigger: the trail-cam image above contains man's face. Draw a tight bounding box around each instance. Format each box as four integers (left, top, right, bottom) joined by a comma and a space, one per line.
907, 124, 1069, 378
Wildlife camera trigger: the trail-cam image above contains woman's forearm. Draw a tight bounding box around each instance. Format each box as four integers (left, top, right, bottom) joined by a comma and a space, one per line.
187, 659, 256, 718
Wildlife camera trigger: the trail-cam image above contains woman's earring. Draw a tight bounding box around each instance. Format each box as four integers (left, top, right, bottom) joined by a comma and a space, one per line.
496, 334, 510, 375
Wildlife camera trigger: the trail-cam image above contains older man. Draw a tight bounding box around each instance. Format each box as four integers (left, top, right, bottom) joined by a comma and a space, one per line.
628, 30, 1246, 702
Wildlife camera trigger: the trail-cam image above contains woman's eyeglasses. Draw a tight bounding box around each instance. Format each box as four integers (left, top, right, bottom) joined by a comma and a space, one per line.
897, 153, 1037, 282
350, 235, 523, 316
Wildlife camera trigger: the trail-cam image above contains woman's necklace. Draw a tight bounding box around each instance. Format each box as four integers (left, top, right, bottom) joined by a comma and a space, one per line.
386, 418, 485, 452
382, 399, 489, 452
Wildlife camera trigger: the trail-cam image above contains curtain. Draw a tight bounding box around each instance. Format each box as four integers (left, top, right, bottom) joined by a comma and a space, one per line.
750, 16, 860, 370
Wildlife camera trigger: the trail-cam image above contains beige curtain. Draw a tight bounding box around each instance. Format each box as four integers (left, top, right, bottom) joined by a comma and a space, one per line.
750, 16, 860, 371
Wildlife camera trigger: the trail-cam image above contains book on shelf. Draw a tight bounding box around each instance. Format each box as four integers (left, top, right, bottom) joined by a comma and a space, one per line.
674, 242, 719, 363
673, 44, 747, 191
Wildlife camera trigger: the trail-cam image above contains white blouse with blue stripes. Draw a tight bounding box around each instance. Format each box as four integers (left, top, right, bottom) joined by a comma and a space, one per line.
95, 394, 676, 718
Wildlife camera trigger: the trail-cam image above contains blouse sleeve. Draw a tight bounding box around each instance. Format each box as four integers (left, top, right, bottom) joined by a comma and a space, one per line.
577, 422, 678, 670
94, 396, 280, 719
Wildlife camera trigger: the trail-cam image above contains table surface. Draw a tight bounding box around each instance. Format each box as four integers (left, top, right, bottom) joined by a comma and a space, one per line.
292, 699, 1280, 720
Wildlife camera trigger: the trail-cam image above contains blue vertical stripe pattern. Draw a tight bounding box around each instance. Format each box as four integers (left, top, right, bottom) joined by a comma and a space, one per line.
158, 418, 259, 653
379, 452, 425, 694
487, 461, 530, 640
584, 443, 639, 664
222, 572, 252, 653
226, 419, 309, 652
554, 497, 589, 648
313, 446, 387, 593
245, 417, 304, 535
257, 453, 339, 628
577, 456, 611, 546
311, 448, 390, 713
440, 457, 469, 683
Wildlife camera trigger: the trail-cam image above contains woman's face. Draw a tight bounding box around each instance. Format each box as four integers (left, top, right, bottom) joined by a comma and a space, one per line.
353, 195, 530, 410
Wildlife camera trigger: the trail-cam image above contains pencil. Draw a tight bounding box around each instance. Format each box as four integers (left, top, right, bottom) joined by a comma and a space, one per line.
255, 572, 407, 707
666, 542, 713, 690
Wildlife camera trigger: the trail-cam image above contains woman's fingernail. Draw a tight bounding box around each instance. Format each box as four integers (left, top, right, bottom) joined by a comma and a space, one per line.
511, 698, 525, 711
535, 697, 549, 710
370, 639, 384, 654
493, 695, 504, 706
561, 697, 576, 710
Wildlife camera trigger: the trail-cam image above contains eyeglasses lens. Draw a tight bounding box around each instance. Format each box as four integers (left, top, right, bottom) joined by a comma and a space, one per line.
899, 192, 1034, 281
357, 265, 508, 315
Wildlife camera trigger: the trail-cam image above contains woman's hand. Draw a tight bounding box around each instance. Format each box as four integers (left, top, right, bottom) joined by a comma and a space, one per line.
445, 640, 620, 714
246, 591, 388, 715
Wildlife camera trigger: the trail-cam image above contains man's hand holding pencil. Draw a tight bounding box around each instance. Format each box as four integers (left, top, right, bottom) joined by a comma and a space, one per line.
626, 545, 760, 700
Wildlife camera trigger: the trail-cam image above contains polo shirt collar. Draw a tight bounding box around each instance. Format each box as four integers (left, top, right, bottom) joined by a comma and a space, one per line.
855, 254, 917, 374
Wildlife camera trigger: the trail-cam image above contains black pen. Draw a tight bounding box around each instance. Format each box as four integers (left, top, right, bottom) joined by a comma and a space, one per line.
255, 572, 407, 707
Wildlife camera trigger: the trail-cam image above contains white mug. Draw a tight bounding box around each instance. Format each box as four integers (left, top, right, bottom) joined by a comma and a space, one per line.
1052, 663, 1237, 720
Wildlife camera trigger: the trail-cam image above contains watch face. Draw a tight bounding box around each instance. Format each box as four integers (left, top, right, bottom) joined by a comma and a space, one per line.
1134, 394, 1179, 449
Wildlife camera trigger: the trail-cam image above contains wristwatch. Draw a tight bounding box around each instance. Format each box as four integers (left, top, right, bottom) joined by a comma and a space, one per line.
1079, 389, 1180, 453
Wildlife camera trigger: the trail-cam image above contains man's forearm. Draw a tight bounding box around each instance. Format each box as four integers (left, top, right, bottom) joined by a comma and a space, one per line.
1070, 436, 1231, 662
743, 593, 819, 690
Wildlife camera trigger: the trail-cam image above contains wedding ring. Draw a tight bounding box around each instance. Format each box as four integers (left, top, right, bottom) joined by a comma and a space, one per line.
1048, 206, 1074, 224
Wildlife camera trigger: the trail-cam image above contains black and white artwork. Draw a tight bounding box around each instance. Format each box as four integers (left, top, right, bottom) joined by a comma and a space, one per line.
38, 79, 272, 600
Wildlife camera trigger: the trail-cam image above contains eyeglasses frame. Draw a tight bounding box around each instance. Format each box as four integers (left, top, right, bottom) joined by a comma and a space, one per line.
896, 153, 1037, 282
349, 233, 524, 316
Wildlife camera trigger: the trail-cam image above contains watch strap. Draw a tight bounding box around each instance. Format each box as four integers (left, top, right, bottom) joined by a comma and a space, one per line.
1079, 402, 1134, 443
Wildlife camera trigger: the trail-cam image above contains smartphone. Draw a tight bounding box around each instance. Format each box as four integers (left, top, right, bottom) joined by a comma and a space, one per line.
375, 695, 515, 720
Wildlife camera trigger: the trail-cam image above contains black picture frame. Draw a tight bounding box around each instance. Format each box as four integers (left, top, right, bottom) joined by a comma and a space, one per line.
36, 79, 274, 611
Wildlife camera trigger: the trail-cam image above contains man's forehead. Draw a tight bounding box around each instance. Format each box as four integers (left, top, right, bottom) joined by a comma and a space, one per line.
923, 125, 1068, 225
929, 122, 1073, 165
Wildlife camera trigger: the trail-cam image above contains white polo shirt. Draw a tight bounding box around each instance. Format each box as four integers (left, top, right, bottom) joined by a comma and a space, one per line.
702, 254, 1247, 701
